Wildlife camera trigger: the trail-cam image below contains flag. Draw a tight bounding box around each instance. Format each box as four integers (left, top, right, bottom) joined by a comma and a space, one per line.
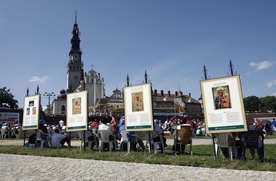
174, 98, 185, 113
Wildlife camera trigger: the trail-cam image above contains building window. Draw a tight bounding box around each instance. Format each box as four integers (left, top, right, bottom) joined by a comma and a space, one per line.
61, 105, 66, 111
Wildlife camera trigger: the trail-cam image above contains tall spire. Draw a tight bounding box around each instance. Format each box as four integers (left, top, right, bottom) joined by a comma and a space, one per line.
70, 11, 81, 54
144, 70, 148, 83
229, 60, 234, 76
75, 10, 77, 24
203, 65, 208, 80
126, 74, 130, 86
67, 12, 83, 92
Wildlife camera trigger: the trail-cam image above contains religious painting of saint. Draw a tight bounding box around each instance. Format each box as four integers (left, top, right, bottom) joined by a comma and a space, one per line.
132, 92, 144, 112
32, 107, 36, 115
72, 97, 81, 115
212, 86, 231, 110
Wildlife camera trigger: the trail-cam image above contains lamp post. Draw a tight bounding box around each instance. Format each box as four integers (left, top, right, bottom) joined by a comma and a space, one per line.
43, 92, 55, 109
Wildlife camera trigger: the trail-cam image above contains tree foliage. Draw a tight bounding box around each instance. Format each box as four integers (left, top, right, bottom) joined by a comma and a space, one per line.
0, 87, 18, 109
260, 96, 276, 112
243, 96, 260, 112
243, 95, 276, 112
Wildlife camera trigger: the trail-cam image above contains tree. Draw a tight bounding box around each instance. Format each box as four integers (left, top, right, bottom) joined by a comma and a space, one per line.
243, 96, 260, 112
260, 96, 276, 112
0, 87, 18, 109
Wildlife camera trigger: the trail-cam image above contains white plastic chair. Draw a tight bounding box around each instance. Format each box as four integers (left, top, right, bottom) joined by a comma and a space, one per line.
214, 133, 235, 160
78, 131, 95, 150
146, 132, 165, 154
98, 129, 114, 152
1, 127, 8, 139
120, 131, 131, 153
120, 131, 138, 153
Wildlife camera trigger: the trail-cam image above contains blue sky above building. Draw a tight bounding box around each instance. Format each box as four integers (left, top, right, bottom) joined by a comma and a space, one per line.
0, 0, 276, 108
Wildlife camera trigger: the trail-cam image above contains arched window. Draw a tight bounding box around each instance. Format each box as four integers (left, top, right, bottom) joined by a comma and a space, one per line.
61, 105, 66, 111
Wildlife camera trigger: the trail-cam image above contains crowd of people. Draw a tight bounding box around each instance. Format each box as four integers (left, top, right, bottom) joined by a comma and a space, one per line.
11, 114, 276, 160
23, 112, 185, 152
26, 119, 72, 148
0, 121, 20, 139
20, 112, 212, 151
159, 116, 207, 137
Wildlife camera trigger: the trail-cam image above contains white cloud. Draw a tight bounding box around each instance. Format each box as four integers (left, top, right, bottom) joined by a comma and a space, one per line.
245, 72, 251, 76
249, 60, 276, 71
272, 92, 276, 97
29, 76, 49, 83
267, 80, 276, 88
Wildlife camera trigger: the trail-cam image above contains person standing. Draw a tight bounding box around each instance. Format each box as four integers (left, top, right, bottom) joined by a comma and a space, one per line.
272, 118, 276, 132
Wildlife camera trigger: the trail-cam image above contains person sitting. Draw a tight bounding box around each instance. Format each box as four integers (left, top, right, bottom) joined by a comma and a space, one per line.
118, 116, 145, 151
90, 118, 100, 149
59, 120, 65, 129
195, 127, 202, 136
1, 122, 9, 138
98, 117, 115, 151
186, 119, 196, 136
38, 124, 51, 147
152, 119, 167, 151
51, 129, 71, 148
25, 133, 36, 147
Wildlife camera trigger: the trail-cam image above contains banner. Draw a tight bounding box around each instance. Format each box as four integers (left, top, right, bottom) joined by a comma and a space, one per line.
174, 98, 185, 113
0, 112, 20, 124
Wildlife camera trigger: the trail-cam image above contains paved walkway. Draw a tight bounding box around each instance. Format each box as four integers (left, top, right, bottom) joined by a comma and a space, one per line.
1, 137, 276, 146
0, 153, 275, 181
0, 138, 275, 180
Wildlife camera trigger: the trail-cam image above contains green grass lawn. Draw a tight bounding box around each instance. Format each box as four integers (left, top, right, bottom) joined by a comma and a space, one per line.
165, 131, 276, 139
0, 144, 275, 172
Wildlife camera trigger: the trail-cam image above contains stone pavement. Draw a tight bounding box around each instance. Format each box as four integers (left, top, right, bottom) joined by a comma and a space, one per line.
0, 138, 275, 180
0, 153, 275, 181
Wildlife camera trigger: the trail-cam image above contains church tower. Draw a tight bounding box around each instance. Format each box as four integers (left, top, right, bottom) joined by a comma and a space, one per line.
67, 12, 83, 92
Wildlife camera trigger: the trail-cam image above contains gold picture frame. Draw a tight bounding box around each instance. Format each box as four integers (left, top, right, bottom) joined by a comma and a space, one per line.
66, 91, 88, 132
124, 83, 154, 132
200, 75, 247, 133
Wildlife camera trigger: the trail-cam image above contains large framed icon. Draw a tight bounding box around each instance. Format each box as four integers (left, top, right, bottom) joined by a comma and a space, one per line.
22, 94, 40, 130
66, 91, 88, 131
200, 75, 248, 133
124, 83, 154, 132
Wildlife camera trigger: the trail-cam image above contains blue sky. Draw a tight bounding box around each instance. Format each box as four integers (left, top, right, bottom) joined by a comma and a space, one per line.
1, 0, 276, 108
